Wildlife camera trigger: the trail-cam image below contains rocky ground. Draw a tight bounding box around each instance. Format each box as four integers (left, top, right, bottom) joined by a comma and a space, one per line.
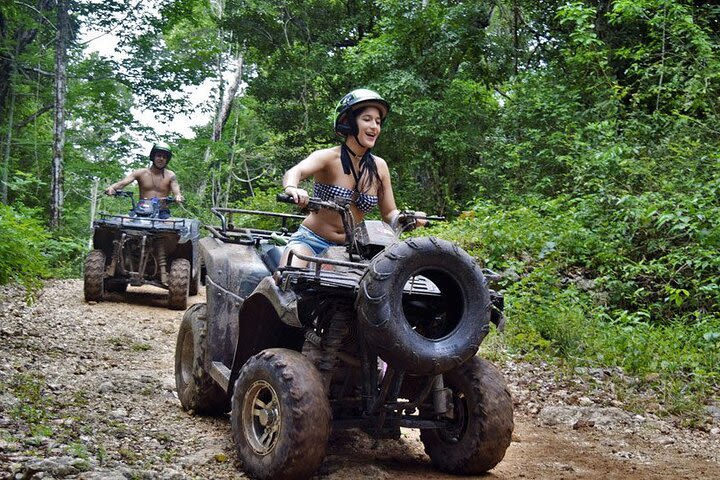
1, 280, 719, 479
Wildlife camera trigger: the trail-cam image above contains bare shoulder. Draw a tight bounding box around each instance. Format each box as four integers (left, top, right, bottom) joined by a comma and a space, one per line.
164, 168, 177, 179
308, 146, 339, 163
298, 146, 340, 173
371, 154, 390, 174
132, 168, 150, 178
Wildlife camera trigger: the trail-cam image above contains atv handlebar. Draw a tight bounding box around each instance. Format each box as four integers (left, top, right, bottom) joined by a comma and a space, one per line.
276, 193, 443, 221
276, 192, 349, 212
395, 210, 445, 230
112, 191, 176, 203
110, 191, 176, 211
276, 192, 445, 235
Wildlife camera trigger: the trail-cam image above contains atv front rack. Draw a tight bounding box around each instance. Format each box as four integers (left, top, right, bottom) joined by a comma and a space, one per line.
95, 213, 187, 231
280, 250, 443, 296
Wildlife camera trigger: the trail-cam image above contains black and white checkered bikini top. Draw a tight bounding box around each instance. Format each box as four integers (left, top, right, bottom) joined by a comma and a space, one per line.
313, 182, 379, 213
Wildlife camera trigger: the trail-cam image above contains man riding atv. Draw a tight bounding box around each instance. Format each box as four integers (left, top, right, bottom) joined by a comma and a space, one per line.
105, 142, 184, 218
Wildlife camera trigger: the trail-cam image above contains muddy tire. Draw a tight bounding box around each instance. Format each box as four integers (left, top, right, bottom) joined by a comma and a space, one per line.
175, 303, 226, 414
84, 249, 105, 302
420, 357, 513, 474
231, 348, 331, 480
167, 258, 190, 310
356, 236, 490, 375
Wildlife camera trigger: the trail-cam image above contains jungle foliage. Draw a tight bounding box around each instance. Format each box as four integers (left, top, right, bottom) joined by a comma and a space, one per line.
0, 0, 718, 416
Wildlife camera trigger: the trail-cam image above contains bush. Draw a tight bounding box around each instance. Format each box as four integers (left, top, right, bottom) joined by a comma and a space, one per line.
0, 204, 50, 295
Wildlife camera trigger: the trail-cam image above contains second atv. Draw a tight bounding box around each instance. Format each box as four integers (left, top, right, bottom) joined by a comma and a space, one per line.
84, 191, 201, 310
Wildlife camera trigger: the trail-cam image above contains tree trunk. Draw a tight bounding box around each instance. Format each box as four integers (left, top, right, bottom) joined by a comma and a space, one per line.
199, 50, 245, 204
223, 113, 241, 207
1, 49, 17, 204
213, 52, 244, 142
51, 0, 69, 229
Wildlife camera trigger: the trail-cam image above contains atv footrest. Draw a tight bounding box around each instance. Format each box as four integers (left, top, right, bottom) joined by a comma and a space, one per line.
210, 361, 231, 391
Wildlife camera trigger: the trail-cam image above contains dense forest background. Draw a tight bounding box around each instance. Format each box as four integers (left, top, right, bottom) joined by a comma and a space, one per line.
1, 0, 718, 418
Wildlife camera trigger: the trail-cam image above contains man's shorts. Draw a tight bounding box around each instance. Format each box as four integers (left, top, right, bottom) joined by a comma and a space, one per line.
285, 225, 340, 256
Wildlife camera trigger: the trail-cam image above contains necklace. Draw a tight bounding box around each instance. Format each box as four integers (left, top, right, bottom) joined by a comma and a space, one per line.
149, 169, 164, 191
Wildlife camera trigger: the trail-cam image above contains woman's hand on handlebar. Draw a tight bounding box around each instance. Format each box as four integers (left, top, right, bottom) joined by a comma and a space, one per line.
414, 211, 428, 228
284, 185, 310, 208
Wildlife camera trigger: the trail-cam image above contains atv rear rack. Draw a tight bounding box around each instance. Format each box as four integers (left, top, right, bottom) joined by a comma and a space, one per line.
206, 207, 301, 245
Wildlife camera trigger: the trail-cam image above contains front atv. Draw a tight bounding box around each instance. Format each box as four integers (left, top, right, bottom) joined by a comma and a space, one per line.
84, 191, 201, 310
175, 196, 513, 480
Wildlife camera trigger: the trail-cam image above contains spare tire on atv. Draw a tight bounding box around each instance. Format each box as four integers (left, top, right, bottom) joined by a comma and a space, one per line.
356, 237, 490, 376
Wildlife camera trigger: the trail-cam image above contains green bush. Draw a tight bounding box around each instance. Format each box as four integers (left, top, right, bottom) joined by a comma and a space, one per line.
433, 185, 719, 415
0, 204, 50, 295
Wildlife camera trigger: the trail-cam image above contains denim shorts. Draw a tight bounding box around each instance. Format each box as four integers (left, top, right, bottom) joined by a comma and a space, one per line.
286, 225, 340, 256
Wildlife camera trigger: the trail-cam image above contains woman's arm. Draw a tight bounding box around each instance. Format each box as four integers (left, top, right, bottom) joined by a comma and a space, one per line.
282, 149, 331, 207
375, 157, 399, 224
376, 158, 427, 229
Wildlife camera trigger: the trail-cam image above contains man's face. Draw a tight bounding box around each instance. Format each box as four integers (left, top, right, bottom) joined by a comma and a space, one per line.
152, 151, 169, 169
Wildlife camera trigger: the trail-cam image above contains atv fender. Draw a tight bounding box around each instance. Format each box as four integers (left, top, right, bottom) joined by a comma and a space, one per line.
229, 276, 305, 387
177, 219, 201, 244
247, 276, 302, 328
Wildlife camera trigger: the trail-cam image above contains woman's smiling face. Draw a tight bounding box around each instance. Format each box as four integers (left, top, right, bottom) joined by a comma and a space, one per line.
354, 106, 383, 148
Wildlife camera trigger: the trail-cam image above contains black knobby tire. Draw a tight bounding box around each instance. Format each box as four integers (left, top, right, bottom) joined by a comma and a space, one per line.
356, 236, 490, 375
167, 258, 190, 310
174, 303, 227, 415
420, 357, 513, 474
231, 348, 331, 480
84, 249, 105, 302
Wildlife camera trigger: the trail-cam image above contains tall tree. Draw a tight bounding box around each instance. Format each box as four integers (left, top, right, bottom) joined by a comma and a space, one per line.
51, 0, 70, 228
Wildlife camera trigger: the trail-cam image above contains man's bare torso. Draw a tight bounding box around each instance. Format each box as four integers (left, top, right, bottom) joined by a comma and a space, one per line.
135, 168, 177, 199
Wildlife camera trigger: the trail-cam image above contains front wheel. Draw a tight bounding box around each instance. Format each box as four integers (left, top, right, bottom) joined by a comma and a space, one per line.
175, 303, 226, 414
420, 357, 513, 474
84, 249, 105, 302
231, 348, 331, 480
167, 258, 190, 310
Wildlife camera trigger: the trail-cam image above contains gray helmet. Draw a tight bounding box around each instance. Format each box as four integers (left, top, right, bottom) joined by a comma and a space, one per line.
149, 142, 172, 163
333, 88, 390, 136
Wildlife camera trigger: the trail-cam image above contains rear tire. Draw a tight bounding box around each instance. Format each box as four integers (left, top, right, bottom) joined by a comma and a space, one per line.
420, 357, 513, 474
84, 250, 105, 302
232, 348, 330, 480
168, 258, 190, 310
175, 303, 226, 414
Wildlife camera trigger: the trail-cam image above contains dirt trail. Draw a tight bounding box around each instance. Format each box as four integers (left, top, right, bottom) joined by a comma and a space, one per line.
1, 280, 719, 479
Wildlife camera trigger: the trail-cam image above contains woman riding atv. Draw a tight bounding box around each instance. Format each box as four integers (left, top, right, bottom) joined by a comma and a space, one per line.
281, 89, 426, 266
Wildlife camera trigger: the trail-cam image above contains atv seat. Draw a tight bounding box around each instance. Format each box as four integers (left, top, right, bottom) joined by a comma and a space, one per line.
260, 245, 284, 273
